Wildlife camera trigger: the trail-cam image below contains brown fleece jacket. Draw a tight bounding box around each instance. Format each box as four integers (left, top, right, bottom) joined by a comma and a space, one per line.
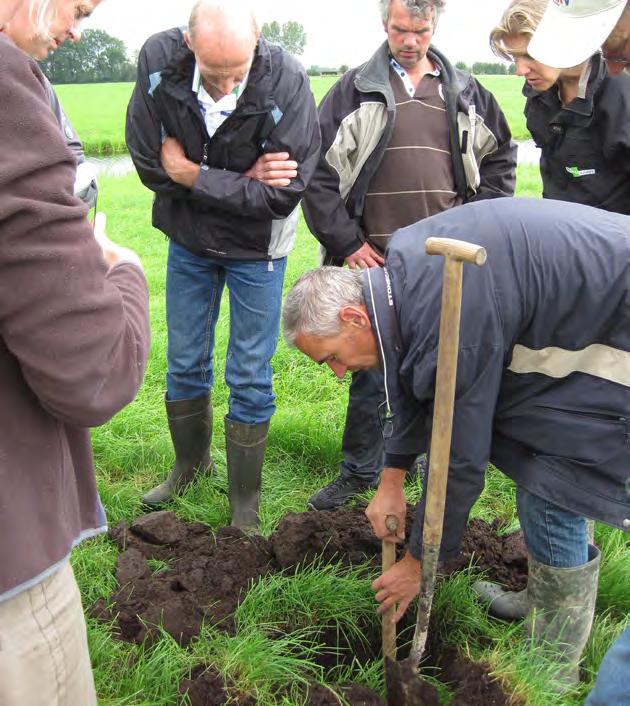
0, 35, 151, 599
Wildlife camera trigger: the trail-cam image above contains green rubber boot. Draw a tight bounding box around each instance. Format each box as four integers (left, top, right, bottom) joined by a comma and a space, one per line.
142, 395, 214, 507
526, 545, 601, 688
225, 418, 269, 532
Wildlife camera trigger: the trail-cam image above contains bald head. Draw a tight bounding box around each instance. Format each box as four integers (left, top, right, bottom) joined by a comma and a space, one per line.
189, 0, 258, 45
185, 0, 259, 101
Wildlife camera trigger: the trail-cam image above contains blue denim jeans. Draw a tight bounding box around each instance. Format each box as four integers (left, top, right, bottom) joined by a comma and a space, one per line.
516, 486, 589, 567
165, 240, 286, 424
584, 626, 630, 706
339, 369, 385, 483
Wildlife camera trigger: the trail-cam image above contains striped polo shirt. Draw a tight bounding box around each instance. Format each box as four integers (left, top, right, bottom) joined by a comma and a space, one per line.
362, 58, 462, 254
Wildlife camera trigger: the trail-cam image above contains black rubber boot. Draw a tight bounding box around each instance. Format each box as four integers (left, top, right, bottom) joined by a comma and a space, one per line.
225, 418, 269, 532
142, 395, 213, 507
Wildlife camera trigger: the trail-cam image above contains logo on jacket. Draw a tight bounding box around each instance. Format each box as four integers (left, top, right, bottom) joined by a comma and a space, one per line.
553, 0, 570, 6
566, 166, 596, 178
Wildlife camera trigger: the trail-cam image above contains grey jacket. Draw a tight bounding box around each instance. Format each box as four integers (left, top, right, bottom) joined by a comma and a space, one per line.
303, 43, 517, 262
364, 197, 630, 560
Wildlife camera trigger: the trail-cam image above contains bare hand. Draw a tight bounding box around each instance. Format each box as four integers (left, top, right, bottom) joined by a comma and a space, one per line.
244, 152, 298, 187
345, 241, 385, 269
93, 213, 142, 270
160, 137, 200, 189
365, 467, 407, 544
373, 551, 422, 622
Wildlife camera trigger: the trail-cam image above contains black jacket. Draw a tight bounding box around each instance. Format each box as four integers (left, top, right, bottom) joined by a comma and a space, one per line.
302, 43, 516, 262
126, 29, 321, 260
524, 52, 630, 215
363, 198, 630, 560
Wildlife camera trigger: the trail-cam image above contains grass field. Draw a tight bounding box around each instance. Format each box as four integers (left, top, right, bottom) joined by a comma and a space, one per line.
64, 166, 630, 706
55, 73, 529, 155
42, 60, 622, 706
55, 82, 133, 154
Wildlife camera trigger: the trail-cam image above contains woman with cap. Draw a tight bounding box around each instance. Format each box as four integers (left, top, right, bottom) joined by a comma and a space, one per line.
491, 0, 630, 216
529, 0, 629, 76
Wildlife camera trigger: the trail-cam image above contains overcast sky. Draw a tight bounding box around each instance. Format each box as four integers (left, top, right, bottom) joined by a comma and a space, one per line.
83, 1, 507, 68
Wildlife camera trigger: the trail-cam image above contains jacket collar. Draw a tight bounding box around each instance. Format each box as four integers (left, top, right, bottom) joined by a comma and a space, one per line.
355, 41, 464, 97
362, 267, 404, 419
159, 35, 275, 113
523, 52, 606, 121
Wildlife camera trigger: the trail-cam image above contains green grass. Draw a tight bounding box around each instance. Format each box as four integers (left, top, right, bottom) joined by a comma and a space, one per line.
55, 82, 133, 154
53, 73, 531, 156
62, 169, 630, 706
476, 75, 529, 141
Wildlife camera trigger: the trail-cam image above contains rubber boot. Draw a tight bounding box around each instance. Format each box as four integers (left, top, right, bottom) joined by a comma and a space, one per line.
225, 418, 269, 532
472, 581, 528, 620
526, 545, 601, 688
142, 395, 213, 507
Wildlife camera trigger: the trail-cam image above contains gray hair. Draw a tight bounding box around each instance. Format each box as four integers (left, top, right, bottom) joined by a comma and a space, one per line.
379, 0, 446, 23
283, 267, 365, 345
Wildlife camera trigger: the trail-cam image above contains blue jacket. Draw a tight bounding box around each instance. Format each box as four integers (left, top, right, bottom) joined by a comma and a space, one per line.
363, 197, 630, 559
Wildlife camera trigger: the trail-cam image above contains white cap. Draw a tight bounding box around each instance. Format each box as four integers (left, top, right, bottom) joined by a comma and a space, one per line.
529, 0, 626, 69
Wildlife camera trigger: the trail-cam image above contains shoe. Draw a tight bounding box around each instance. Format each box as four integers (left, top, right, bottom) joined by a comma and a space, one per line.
142, 394, 214, 507
472, 581, 528, 620
225, 418, 269, 532
307, 475, 378, 511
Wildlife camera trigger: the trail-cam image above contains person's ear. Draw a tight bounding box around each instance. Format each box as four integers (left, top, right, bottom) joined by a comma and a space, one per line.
339, 305, 370, 329
183, 30, 193, 52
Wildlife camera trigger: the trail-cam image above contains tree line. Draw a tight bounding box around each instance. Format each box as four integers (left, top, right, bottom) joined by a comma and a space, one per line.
39, 24, 514, 85
39, 29, 137, 84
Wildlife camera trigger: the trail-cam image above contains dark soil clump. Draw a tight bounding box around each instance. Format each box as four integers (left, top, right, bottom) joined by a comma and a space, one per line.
307, 683, 385, 705
272, 506, 383, 569
444, 518, 528, 591
93, 509, 525, 704
91, 511, 276, 644
179, 665, 255, 706
442, 649, 514, 706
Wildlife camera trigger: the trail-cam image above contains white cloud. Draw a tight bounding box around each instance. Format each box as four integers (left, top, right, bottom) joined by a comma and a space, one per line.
83, 0, 508, 68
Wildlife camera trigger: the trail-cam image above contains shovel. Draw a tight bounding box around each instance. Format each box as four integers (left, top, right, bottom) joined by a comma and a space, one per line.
385, 237, 487, 704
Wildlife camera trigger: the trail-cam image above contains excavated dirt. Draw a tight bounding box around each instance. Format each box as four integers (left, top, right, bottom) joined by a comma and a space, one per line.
179, 666, 255, 706
442, 649, 512, 706
93, 508, 526, 705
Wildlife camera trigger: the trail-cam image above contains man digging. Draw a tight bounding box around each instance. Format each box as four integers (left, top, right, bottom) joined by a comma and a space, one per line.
282, 196, 630, 688
302, 0, 516, 512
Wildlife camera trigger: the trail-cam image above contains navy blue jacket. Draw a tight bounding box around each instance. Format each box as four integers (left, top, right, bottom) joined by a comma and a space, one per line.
363, 197, 630, 559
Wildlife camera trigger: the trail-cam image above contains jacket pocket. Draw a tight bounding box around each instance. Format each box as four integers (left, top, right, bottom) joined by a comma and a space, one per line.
533, 404, 628, 466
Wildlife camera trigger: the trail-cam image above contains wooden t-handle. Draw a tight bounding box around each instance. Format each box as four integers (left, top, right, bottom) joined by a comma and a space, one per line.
425, 237, 487, 266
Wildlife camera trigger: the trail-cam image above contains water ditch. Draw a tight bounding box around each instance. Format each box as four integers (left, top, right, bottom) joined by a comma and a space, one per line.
85, 140, 540, 181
